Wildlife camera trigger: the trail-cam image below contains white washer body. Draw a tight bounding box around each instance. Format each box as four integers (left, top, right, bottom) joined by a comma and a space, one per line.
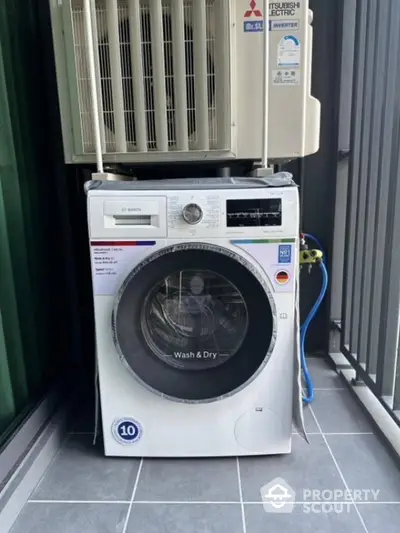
87, 178, 301, 457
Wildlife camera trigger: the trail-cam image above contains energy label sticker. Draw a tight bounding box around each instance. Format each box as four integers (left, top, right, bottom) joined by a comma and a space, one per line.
278, 35, 301, 67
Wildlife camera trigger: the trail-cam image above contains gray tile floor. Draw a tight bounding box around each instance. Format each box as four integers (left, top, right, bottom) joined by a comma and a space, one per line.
9, 358, 400, 533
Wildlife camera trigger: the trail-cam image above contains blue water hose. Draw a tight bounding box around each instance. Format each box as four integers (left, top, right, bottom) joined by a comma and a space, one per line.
301, 235, 329, 404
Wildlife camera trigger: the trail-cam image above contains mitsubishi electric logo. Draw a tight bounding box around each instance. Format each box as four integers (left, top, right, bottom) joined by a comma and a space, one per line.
244, 0, 263, 18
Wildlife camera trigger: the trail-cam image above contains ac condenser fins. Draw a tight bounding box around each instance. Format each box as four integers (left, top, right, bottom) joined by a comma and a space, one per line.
49, 0, 320, 163
98, 12, 215, 150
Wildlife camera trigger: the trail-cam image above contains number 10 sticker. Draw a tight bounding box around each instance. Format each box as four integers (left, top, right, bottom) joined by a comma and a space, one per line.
112, 418, 143, 445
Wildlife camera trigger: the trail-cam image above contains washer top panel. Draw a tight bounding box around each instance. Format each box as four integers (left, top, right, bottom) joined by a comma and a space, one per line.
86, 173, 296, 193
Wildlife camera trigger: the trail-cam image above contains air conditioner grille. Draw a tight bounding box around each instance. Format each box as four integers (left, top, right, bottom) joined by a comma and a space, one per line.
70, 0, 228, 155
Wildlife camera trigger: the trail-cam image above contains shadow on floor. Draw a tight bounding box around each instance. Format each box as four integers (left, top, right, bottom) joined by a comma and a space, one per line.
9, 358, 400, 533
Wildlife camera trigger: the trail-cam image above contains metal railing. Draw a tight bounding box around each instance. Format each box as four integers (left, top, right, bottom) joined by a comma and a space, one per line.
330, 0, 400, 426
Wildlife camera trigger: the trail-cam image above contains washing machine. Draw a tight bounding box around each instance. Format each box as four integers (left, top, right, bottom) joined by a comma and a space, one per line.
86, 176, 305, 457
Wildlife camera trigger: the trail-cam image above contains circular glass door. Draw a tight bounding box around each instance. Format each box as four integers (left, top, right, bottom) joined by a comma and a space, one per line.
141, 270, 248, 371
112, 243, 275, 402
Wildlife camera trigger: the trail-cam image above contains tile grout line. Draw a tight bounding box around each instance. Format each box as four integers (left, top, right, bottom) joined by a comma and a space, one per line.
313, 388, 347, 391
321, 432, 373, 435
236, 458, 247, 533
28, 500, 131, 504
293, 432, 374, 436
26, 499, 400, 505
74, 430, 374, 437
322, 432, 373, 436
121, 458, 144, 533
308, 406, 371, 533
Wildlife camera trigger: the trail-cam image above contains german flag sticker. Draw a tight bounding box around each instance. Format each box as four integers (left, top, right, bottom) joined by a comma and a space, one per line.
275, 270, 290, 285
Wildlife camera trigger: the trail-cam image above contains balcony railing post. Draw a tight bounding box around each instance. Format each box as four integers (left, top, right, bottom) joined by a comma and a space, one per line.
332, 0, 400, 427
340, 0, 368, 354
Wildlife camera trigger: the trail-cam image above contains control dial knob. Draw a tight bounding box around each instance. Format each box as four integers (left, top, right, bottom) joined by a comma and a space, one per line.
182, 203, 203, 225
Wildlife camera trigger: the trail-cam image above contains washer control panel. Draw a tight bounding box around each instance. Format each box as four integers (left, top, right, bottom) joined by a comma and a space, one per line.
166, 188, 298, 238
168, 194, 221, 237
88, 186, 298, 240
182, 203, 204, 225
167, 189, 298, 237
226, 198, 282, 227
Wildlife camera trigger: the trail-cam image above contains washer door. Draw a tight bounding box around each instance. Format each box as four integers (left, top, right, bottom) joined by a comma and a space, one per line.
112, 243, 275, 402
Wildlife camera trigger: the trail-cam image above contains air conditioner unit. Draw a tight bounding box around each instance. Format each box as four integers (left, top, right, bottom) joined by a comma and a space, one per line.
49, 0, 320, 164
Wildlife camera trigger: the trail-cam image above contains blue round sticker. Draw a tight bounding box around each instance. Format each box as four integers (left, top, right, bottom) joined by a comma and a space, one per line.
112, 418, 143, 445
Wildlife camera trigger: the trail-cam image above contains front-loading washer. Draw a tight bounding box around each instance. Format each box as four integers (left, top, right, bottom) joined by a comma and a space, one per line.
86, 176, 305, 456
